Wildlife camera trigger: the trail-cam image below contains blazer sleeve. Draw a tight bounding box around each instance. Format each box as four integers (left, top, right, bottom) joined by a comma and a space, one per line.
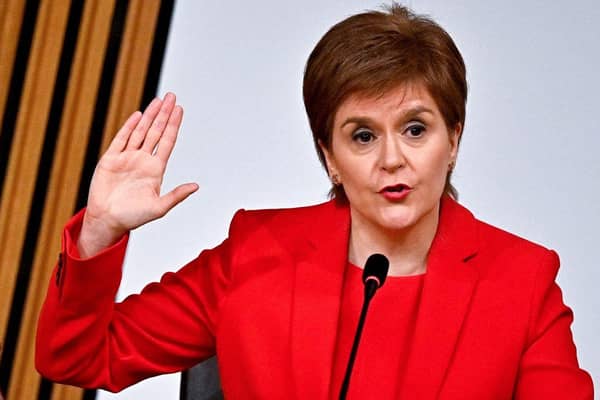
35, 209, 241, 392
513, 250, 594, 399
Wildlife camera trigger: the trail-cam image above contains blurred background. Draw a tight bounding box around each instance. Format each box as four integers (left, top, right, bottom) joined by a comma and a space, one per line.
0, 0, 597, 399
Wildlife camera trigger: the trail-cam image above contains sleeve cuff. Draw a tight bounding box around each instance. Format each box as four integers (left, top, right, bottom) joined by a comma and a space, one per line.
63, 208, 130, 261
59, 209, 131, 310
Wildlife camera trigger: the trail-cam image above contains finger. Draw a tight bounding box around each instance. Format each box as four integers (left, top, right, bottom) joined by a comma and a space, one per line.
141, 92, 176, 154
156, 183, 199, 217
106, 111, 142, 154
126, 97, 162, 150
156, 105, 183, 163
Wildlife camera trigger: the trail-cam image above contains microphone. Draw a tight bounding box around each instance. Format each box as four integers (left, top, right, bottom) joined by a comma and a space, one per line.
339, 254, 390, 400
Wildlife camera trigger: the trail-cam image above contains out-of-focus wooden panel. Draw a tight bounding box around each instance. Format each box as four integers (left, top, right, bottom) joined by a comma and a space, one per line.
7, 0, 117, 399
0, 0, 26, 128
2, 0, 168, 397
50, 1, 162, 399
0, 0, 71, 350
100, 0, 161, 154
51, 385, 83, 400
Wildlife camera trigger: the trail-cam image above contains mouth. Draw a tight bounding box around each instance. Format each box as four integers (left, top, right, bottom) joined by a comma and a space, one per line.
379, 184, 412, 193
379, 184, 413, 200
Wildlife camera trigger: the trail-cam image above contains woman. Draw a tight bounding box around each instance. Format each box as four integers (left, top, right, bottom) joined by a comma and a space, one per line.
36, 4, 593, 399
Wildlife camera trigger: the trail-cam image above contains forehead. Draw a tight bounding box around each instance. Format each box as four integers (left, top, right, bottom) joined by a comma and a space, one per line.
334, 82, 440, 124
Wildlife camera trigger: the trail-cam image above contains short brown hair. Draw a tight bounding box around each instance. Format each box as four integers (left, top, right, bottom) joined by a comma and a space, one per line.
303, 3, 467, 200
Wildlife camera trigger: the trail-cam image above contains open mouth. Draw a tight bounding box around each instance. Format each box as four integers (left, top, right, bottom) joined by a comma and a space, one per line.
381, 184, 410, 193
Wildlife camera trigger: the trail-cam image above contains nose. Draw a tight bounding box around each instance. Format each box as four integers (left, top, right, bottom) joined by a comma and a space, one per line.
380, 135, 406, 172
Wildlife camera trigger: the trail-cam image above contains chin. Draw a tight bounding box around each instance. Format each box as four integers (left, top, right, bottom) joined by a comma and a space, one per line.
377, 210, 418, 232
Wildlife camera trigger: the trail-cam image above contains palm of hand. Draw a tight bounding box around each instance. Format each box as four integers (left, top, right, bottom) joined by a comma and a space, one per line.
88, 149, 167, 231
79, 93, 198, 257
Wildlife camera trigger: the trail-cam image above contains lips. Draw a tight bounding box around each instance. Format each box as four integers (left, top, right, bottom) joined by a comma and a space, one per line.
379, 184, 413, 201
380, 184, 411, 193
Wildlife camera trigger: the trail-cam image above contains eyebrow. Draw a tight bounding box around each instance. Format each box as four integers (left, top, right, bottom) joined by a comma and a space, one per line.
340, 105, 435, 129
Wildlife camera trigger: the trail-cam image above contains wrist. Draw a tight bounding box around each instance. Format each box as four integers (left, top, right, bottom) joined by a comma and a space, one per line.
78, 212, 126, 258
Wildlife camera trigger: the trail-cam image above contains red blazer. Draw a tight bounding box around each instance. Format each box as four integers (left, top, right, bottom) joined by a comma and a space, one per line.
36, 197, 593, 399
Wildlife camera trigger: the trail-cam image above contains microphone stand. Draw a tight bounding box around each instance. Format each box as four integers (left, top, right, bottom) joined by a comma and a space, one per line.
338, 279, 379, 400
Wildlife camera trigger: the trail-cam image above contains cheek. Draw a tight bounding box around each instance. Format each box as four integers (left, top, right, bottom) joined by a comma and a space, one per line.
415, 146, 451, 182
335, 156, 378, 197
340, 162, 369, 188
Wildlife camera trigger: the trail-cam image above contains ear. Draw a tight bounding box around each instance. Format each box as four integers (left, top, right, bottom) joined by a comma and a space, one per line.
448, 123, 462, 162
318, 139, 338, 177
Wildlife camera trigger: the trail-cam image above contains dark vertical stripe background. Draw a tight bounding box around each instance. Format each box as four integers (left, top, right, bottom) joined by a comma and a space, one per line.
75, 0, 130, 212
0, 0, 175, 398
0, 0, 41, 200
0, 0, 85, 391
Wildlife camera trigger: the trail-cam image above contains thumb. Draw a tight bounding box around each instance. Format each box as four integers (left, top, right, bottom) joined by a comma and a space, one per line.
157, 183, 199, 216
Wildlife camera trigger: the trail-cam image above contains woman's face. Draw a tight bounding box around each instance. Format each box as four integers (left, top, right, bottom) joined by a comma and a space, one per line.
322, 83, 460, 235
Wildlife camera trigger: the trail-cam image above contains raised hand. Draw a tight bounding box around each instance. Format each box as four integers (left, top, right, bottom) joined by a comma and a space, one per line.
78, 93, 198, 258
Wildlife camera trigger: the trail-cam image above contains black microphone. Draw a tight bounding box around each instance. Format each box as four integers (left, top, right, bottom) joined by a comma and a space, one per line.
339, 253, 390, 400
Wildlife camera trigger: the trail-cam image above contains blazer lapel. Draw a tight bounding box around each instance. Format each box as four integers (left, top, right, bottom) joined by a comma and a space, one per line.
288, 200, 350, 399
399, 197, 480, 399
286, 197, 479, 399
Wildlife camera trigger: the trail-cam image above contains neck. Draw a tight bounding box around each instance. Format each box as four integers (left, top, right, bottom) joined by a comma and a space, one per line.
348, 202, 440, 276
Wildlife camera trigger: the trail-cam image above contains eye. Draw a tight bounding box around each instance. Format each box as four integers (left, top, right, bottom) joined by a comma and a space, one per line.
352, 128, 375, 144
405, 123, 425, 138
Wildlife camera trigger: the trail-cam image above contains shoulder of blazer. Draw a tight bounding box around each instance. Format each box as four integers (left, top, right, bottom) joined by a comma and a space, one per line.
223, 196, 559, 280
434, 196, 558, 282
474, 216, 556, 262
476, 217, 552, 253
227, 199, 349, 244
468, 210, 559, 287
219, 199, 350, 273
